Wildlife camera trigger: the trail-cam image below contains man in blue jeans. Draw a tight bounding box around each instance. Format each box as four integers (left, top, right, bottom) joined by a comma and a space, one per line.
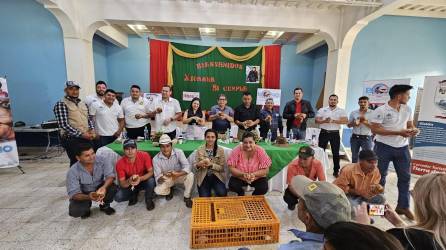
371, 84, 419, 220
114, 139, 156, 210
348, 96, 373, 163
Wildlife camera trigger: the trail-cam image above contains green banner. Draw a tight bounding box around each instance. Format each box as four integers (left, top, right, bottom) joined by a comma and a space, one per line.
172, 43, 262, 110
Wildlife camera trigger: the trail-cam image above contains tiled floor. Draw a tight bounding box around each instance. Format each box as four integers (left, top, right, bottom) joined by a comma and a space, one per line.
0, 147, 417, 250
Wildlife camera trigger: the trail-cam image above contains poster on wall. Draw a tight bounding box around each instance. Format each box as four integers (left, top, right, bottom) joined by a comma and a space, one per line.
256, 88, 281, 106
363, 78, 411, 110
182, 91, 200, 101
246, 65, 260, 83
0, 77, 20, 169
411, 76, 446, 175
143, 93, 161, 105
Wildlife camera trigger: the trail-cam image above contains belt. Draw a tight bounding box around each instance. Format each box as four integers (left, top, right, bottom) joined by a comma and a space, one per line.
320, 129, 339, 133
352, 134, 371, 139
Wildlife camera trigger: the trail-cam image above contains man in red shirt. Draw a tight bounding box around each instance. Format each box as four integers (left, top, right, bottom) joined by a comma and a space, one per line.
114, 139, 156, 210
282, 88, 315, 140
283, 146, 326, 210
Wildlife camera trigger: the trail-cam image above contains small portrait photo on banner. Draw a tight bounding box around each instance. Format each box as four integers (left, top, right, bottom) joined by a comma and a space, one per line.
246, 65, 260, 84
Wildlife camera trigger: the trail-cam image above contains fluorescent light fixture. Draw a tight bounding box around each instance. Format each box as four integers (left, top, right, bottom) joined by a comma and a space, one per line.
199, 27, 216, 35
265, 31, 284, 38
127, 24, 148, 31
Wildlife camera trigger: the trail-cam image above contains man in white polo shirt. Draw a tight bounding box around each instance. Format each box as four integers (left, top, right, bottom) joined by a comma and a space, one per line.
85, 81, 107, 108
90, 89, 124, 147
149, 85, 182, 140
121, 85, 151, 139
315, 94, 348, 177
370, 84, 419, 220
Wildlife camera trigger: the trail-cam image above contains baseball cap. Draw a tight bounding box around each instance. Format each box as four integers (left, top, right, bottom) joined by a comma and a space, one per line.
159, 134, 172, 145
123, 139, 137, 149
291, 175, 351, 229
299, 146, 315, 159
65, 81, 80, 88
359, 149, 378, 161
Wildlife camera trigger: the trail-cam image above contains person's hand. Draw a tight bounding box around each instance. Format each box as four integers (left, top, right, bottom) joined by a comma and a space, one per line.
354, 119, 361, 126
218, 112, 225, 119
197, 118, 205, 126
113, 129, 122, 138
383, 204, 406, 227
203, 158, 211, 167
135, 114, 143, 119
96, 186, 107, 197
265, 115, 272, 122
89, 192, 103, 202
409, 128, 420, 136
156, 107, 163, 114
82, 131, 95, 140
243, 173, 251, 183
246, 120, 253, 127
354, 202, 371, 225
399, 129, 413, 137
129, 175, 140, 186
370, 184, 384, 195
324, 117, 332, 123
163, 118, 171, 126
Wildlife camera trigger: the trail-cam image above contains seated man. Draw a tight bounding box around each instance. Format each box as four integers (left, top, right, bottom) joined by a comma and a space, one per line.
283, 146, 326, 210
114, 139, 156, 210
227, 131, 271, 196
153, 134, 194, 208
333, 149, 385, 205
279, 176, 351, 250
66, 143, 117, 218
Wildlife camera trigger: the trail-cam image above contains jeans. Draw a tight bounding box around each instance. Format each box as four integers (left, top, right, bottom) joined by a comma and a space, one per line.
197, 174, 227, 197
283, 187, 299, 207
115, 177, 156, 203
287, 128, 306, 140
347, 194, 386, 205
350, 135, 373, 163
68, 183, 117, 218
318, 130, 341, 174
374, 141, 411, 209
98, 135, 117, 148
228, 176, 268, 196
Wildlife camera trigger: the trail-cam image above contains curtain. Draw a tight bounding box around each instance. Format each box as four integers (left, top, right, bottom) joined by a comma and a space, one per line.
149, 39, 169, 93
263, 45, 281, 89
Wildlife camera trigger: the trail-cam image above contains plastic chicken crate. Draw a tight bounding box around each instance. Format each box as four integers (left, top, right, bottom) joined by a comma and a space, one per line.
190, 196, 280, 249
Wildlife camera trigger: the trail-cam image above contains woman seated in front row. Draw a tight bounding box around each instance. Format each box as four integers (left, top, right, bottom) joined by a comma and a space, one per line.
227, 131, 271, 196
182, 97, 206, 140
195, 129, 227, 197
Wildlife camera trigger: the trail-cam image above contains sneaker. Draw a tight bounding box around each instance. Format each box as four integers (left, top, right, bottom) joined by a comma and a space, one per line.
287, 204, 296, 211
395, 207, 415, 220
99, 205, 116, 215
146, 199, 155, 211
80, 210, 91, 219
184, 197, 193, 208
166, 188, 174, 201
128, 194, 138, 206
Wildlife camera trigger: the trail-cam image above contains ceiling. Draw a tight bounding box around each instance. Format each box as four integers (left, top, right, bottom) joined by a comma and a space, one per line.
160, 0, 383, 8
390, 0, 446, 18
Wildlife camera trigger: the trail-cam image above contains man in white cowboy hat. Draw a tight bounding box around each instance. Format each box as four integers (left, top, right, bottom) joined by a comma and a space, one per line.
152, 134, 194, 208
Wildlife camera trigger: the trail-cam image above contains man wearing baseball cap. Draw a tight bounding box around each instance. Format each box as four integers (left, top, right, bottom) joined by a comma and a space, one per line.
153, 134, 194, 208
114, 139, 156, 210
284, 146, 326, 210
54, 81, 97, 166
279, 176, 351, 250
334, 149, 385, 205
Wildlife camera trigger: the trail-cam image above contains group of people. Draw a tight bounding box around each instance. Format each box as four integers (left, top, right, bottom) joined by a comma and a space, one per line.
54, 79, 442, 249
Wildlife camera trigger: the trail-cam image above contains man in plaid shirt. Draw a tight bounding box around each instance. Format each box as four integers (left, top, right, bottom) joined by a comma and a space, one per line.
53, 81, 96, 166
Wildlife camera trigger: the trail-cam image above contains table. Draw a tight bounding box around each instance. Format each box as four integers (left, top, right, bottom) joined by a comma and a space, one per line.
107, 140, 308, 179
13, 127, 60, 152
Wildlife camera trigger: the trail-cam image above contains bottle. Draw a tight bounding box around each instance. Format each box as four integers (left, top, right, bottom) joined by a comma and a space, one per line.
225, 130, 230, 144
312, 134, 317, 147
267, 129, 272, 144
144, 127, 149, 141
289, 129, 294, 143
228, 128, 233, 143
122, 129, 127, 140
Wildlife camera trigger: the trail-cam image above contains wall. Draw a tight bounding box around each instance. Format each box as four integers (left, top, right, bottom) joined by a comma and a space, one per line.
311, 44, 328, 106
347, 15, 446, 114
93, 35, 327, 111
92, 34, 109, 83
0, 0, 67, 125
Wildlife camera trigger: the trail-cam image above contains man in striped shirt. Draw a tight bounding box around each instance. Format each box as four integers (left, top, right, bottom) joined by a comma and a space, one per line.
53, 81, 96, 166
153, 134, 194, 208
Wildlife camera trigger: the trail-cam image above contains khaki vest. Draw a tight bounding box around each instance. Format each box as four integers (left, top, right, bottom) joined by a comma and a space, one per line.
61, 97, 89, 136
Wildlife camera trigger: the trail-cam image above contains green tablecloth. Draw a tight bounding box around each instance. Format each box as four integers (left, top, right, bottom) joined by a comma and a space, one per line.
106, 140, 307, 179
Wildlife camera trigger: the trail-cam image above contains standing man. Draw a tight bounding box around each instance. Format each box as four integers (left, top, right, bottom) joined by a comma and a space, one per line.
283, 87, 315, 140
66, 144, 117, 218
208, 94, 234, 139
114, 139, 156, 210
259, 98, 283, 141
54, 81, 96, 167
150, 85, 182, 140
370, 84, 419, 220
315, 94, 348, 177
121, 85, 151, 139
90, 89, 124, 147
348, 96, 373, 163
153, 134, 194, 208
84, 81, 107, 108
234, 91, 260, 141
